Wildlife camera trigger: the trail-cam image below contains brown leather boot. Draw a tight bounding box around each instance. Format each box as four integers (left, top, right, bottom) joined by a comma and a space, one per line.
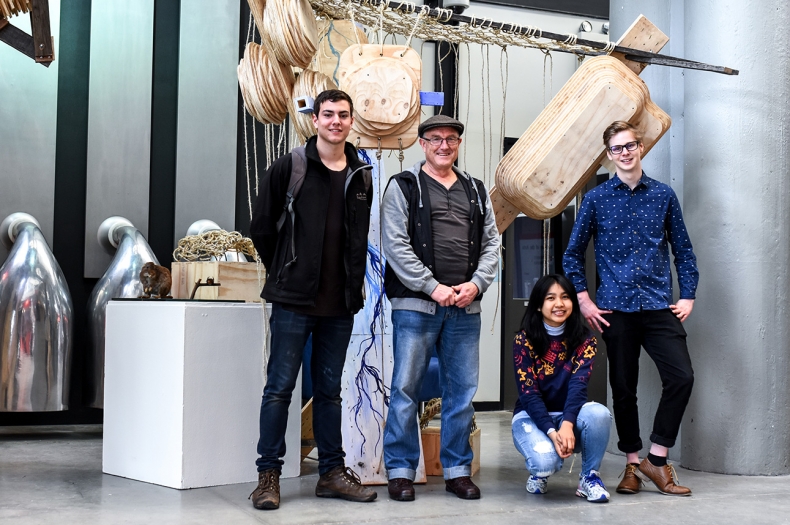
637, 458, 692, 496
616, 463, 643, 494
315, 466, 377, 502
249, 469, 280, 510
445, 476, 481, 500
388, 478, 416, 501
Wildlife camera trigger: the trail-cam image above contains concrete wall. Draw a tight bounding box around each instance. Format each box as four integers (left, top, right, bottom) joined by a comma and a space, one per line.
609, 0, 790, 475
682, 0, 790, 475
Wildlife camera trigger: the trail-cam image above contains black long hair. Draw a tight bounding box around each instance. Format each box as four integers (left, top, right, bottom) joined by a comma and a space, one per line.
519, 274, 589, 357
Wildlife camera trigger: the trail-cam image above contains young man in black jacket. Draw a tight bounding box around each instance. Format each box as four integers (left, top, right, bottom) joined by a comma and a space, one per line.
248, 90, 375, 510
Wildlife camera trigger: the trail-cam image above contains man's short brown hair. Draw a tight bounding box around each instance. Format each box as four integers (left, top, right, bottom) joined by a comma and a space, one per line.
602, 121, 643, 147
313, 89, 354, 115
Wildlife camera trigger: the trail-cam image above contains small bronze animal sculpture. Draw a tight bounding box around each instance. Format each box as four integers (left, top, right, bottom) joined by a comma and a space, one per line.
139, 262, 172, 299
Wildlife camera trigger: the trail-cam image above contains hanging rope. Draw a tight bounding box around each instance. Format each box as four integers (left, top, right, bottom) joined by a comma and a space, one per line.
542, 219, 551, 275
310, 0, 610, 57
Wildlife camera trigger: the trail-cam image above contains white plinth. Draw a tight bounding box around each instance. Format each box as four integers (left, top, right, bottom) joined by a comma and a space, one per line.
103, 301, 301, 489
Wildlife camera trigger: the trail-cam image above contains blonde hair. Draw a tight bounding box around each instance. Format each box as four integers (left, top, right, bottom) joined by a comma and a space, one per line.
603, 121, 643, 147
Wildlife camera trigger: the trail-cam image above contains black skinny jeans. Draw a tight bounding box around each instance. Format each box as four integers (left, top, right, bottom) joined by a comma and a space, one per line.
602, 309, 694, 452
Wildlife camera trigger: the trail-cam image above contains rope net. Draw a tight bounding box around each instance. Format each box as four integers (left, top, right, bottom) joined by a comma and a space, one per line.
173, 230, 259, 262
309, 0, 612, 55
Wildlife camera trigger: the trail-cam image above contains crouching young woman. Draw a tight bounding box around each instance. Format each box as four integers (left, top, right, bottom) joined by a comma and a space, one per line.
511, 274, 612, 502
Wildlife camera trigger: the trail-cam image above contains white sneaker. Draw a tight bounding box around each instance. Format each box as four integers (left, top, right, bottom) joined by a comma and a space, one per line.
526, 475, 548, 494
576, 470, 610, 503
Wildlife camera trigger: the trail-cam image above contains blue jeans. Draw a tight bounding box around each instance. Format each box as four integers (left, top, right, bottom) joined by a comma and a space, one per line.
383, 306, 481, 481
256, 303, 353, 475
511, 402, 611, 478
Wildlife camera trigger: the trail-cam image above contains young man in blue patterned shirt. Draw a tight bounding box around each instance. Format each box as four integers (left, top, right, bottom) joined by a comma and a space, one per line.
563, 121, 699, 497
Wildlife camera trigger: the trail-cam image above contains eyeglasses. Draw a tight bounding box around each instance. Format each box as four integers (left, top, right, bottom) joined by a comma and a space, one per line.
608, 141, 640, 154
423, 136, 460, 147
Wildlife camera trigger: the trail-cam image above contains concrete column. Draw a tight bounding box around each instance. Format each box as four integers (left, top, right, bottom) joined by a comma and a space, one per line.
682, 1, 790, 475
608, 0, 685, 461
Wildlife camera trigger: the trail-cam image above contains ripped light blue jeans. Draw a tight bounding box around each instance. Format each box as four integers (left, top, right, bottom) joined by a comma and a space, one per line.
511, 402, 611, 478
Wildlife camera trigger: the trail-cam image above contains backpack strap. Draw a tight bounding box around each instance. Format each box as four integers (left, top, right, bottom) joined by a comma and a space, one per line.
276, 146, 308, 232
276, 146, 308, 269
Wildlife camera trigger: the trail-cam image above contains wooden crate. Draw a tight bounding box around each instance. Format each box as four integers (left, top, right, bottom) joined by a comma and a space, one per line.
420, 426, 481, 477
170, 261, 264, 302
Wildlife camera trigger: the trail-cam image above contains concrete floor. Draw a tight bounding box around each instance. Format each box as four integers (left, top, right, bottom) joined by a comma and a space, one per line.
1, 412, 789, 524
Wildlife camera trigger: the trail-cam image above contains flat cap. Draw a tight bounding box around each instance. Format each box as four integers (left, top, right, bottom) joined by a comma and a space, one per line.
418, 114, 465, 137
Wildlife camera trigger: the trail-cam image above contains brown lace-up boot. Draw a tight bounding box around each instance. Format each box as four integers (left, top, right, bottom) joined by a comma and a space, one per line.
315, 466, 377, 502
249, 469, 281, 510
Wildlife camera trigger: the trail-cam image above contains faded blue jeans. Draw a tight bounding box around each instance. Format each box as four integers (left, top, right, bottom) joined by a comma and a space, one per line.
256, 302, 353, 475
511, 402, 611, 478
384, 306, 480, 481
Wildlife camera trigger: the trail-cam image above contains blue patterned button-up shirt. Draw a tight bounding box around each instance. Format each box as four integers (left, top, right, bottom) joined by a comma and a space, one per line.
563, 173, 699, 312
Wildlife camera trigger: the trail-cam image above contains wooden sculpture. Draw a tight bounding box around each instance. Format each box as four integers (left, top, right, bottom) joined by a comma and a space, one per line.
339, 44, 422, 149
312, 19, 369, 85
238, 42, 296, 125
491, 16, 671, 231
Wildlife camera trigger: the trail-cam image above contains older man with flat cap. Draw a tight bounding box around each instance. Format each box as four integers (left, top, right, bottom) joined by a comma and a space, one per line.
381, 115, 500, 501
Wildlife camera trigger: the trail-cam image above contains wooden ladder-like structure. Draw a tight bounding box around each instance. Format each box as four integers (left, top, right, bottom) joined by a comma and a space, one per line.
0, 0, 55, 66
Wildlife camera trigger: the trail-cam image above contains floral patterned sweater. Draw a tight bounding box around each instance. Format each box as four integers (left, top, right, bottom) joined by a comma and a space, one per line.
512, 331, 597, 435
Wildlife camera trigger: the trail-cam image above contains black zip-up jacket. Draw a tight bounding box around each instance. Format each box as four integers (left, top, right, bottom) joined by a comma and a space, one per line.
250, 136, 373, 313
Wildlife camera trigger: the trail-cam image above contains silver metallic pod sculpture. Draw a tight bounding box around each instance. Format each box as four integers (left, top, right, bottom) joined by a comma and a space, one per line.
0, 213, 74, 411
86, 217, 158, 408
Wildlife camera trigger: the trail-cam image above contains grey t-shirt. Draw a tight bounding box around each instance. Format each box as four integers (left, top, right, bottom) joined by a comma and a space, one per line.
424, 171, 470, 286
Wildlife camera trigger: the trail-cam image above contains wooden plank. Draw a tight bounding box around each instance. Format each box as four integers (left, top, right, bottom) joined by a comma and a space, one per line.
29, 0, 54, 63
0, 20, 41, 63
0, 18, 8, 31
312, 20, 368, 86
171, 261, 264, 302
301, 398, 315, 460
611, 15, 669, 75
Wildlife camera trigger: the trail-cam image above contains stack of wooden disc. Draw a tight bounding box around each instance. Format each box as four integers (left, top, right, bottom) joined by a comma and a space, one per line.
246, 0, 265, 35
238, 42, 295, 125
0, 0, 30, 18
261, 0, 317, 69
289, 70, 338, 143
494, 55, 671, 221
339, 44, 422, 150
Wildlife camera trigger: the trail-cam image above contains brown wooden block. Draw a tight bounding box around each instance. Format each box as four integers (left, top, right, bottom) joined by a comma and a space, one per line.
611, 15, 669, 75
420, 426, 481, 477
30, 0, 54, 63
171, 261, 264, 302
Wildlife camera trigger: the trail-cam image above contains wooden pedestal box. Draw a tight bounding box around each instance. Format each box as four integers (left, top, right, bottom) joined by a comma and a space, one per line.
171, 261, 263, 302
420, 426, 481, 477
